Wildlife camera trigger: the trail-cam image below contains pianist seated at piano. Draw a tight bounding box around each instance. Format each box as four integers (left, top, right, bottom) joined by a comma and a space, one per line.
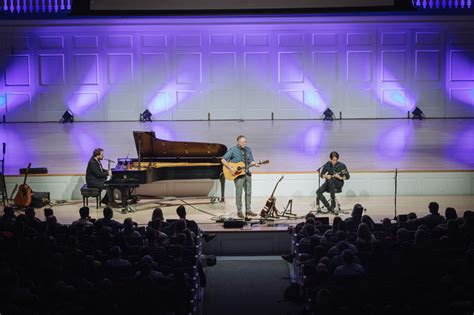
85, 148, 119, 207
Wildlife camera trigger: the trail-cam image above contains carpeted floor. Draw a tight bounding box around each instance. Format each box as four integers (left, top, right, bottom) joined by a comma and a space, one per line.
202, 256, 301, 315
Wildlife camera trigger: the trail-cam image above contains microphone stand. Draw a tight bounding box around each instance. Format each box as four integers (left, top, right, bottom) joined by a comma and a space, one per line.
1, 143, 7, 205
394, 168, 398, 220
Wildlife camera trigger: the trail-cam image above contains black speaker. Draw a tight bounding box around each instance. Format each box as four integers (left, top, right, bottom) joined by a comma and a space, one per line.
315, 217, 330, 225
71, 0, 91, 14
223, 220, 246, 228
31, 192, 51, 208
19, 167, 48, 175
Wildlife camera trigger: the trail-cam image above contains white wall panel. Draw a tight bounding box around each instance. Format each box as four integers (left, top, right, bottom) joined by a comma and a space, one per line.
0, 16, 473, 122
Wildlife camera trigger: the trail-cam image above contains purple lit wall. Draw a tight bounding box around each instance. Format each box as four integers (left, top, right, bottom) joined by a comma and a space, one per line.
0, 15, 474, 122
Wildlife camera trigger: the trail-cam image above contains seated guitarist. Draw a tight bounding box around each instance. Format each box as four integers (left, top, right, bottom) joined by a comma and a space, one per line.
316, 151, 350, 213
221, 135, 259, 218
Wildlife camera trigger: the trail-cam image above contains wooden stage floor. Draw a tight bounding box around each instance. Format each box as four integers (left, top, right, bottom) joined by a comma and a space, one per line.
12, 195, 474, 230
1, 118, 473, 175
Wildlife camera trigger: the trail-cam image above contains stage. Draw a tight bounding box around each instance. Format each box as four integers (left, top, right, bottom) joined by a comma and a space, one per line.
1, 119, 473, 232
1, 119, 474, 175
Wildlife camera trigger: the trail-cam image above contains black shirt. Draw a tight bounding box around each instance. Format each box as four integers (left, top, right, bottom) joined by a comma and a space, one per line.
320, 161, 350, 182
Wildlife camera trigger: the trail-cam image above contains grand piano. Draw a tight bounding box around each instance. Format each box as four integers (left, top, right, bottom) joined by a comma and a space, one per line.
106, 131, 227, 209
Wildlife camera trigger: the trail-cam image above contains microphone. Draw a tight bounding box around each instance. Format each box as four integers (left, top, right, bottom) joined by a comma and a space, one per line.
104, 159, 116, 164
2, 142, 5, 155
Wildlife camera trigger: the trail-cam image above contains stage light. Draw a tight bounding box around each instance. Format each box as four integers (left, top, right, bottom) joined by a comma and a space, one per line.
411, 107, 425, 120
323, 108, 335, 121
139, 109, 153, 122
59, 110, 74, 123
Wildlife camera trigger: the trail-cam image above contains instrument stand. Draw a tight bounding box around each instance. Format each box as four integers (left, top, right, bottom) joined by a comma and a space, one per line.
265, 205, 279, 219
280, 199, 297, 218
394, 168, 398, 220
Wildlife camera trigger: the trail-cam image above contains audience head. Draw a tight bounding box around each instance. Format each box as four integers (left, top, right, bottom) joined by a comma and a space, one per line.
148, 219, 162, 231
152, 208, 164, 221
303, 223, 316, 237
396, 228, 410, 243
176, 233, 187, 245
351, 203, 364, 219
305, 212, 316, 222
429, 202, 440, 215
3, 206, 15, 217
44, 208, 54, 218
176, 205, 187, 219
175, 219, 187, 234
145, 229, 156, 243
123, 218, 134, 231
361, 215, 375, 231
407, 212, 417, 220
463, 210, 473, 221
382, 218, 392, 231
109, 246, 121, 259
414, 229, 430, 247
445, 207, 458, 222
336, 230, 348, 242
357, 223, 372, 242
333, 216, 343, 229
103, 207, 113, 219
46, 215, 58, 226
342, 249, 355, 264
447, 220, 461, 239
25, 207, 35, 219
79, 207, 90, 219
305, 217, 316, 226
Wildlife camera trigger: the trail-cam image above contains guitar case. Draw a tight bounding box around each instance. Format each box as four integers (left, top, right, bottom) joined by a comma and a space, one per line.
31, 192, 51, 208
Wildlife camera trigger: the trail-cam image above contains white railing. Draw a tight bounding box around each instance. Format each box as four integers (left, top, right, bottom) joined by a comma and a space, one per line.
412, 0, 472, 9
2, 0, 72, 13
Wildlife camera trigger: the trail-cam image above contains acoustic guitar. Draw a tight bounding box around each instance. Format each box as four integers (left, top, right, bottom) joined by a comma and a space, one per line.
14, 163, 33, 207
223, 160, 269, 180
260, 175, 284, 218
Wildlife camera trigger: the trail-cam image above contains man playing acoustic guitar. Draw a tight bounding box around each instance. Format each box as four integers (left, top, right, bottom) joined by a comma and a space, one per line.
316, 151, 350, 213
221, 135, 260, 219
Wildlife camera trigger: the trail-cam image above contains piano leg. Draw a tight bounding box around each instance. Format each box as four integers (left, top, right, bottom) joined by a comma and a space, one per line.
219, 172, 225, 202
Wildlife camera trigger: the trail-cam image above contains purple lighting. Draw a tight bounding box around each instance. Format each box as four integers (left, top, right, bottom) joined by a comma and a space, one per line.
377, 121, 414, 160
151, 124, 174, 141
302, 125, 325, 154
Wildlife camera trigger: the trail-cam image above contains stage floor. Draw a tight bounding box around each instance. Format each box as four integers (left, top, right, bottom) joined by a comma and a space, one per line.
16, 195, 474, 230
1, 118, 473, 175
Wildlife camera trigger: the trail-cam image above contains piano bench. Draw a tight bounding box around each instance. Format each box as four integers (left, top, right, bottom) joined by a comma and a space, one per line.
80, 184, 101, 209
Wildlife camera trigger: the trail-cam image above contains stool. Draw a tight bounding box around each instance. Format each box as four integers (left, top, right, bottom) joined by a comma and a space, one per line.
316, 188, 342, 214
80, 184, 102, 209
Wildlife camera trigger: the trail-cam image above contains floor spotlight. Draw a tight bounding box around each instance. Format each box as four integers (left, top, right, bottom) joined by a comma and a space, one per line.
323, 108, 335, 121
59, 110, 74, 123
411, 107, 425, 120
139, 109, 153, 122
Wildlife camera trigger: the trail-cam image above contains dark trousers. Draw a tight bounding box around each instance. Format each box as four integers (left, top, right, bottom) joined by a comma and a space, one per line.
316, 179, 343, 210
101, 187, 115, 205
88, 183, 114, 205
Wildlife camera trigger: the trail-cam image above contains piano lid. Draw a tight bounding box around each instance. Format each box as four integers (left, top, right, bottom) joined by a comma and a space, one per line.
133, 131, 227, 159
